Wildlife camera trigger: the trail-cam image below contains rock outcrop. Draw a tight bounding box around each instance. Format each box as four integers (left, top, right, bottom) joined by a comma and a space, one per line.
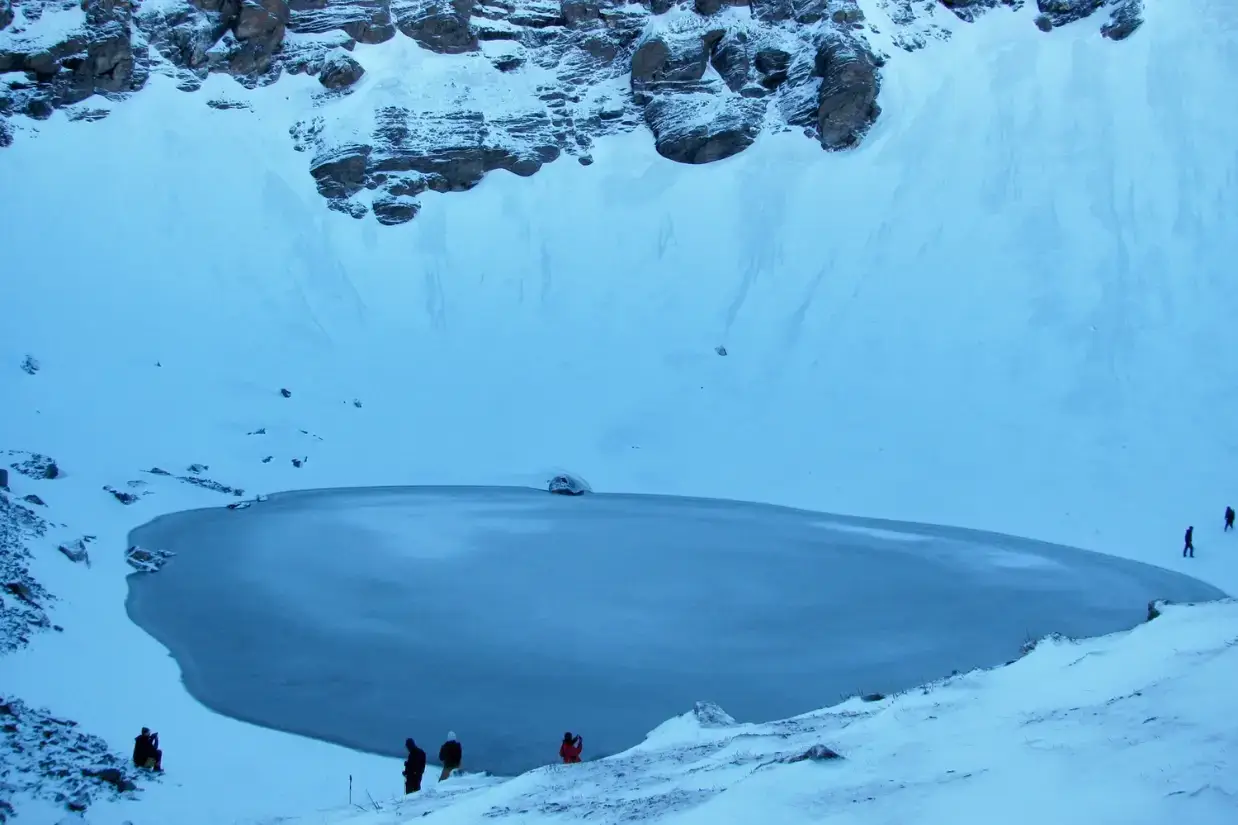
1, 0, 1151, 222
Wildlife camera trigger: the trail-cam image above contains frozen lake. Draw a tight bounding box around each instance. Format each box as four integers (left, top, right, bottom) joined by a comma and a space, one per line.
125, 487, 1226, 776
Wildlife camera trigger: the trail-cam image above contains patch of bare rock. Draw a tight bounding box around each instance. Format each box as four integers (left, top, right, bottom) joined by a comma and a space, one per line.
2, 0, 1146, 223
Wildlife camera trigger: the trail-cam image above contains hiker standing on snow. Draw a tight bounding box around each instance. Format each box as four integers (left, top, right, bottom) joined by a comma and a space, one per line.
1183, 525, 1195, 558
1225, 506, 1234, 532
403, 738, 426, 794
560, 732, 583, 764
438, 732, 462, 781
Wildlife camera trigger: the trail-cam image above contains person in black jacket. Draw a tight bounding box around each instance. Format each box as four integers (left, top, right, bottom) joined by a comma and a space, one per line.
438, 731, 462, 781
403, 738, 426, 794
1183, 525, 1194, 558
1225, 506, 1234, 532
132, 727, 163, 771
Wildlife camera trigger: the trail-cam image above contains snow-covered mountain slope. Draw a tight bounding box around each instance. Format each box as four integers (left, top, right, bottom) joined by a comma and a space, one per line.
3, 0, 1142, 223
2, 0, 1237, 821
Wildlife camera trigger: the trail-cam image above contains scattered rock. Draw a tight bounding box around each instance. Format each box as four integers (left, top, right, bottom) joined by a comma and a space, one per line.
280, 388, 292, 397
0, 697, 144, 814
318, 50, 365, 88
104, 486, 139, 505
146, 467, 172, 476
779, 743, 843, 762
125, 545, 175, 572
248, 427, 267, 435
175, 474, 244, 496
57, 540, 91, 566
1147, 599, 1169, 622
715, 345, 727, 356
8, 453, 61, 481
261, 456, 273, 463
21, 495, 45, 507
291, 457, 305, 467
1034, 12, 1053, 30
860, 692, 886, 702
0, 490, 55, 652
226, 500, 252, 510
207, 99, 253, 110
352, 399, 363, 408
65, 107, 111, 122
1035, 0, 1104, 28
20, 355, 39, 375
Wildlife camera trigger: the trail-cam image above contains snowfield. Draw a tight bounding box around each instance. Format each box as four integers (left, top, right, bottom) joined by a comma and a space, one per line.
2, 0, 1237, 822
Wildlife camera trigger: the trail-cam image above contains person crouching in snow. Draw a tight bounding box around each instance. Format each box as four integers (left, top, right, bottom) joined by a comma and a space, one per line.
438, 732, 462, 781
132, 727, 162, 771
560, 732, 583, 764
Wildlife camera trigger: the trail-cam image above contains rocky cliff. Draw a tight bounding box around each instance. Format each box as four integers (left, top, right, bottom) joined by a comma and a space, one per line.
0, 0, 1145, 221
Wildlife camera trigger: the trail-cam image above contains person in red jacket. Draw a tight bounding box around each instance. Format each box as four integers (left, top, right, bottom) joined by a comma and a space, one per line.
560, 731, 583, 763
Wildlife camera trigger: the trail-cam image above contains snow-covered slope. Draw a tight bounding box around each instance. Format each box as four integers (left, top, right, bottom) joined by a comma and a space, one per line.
265, 598, 1238, 825
2, 0, 1237, 821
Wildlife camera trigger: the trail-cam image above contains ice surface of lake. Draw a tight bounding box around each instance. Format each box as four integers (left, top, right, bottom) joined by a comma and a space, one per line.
125, 487, 1226, 775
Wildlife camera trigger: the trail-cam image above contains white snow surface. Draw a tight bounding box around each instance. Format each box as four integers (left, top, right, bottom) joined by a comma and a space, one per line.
1, 0, 1237, 823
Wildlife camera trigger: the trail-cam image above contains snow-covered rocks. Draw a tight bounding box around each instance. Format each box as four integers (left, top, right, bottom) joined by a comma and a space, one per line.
8, 451, 61, 480
0, 491, 54, 653
691, 700, 736, 727
2, 0, 1148, 223
0, 697, 144, 816
125, 544, 175, 572
548, 472, 590, 494
316, 48, 363, 86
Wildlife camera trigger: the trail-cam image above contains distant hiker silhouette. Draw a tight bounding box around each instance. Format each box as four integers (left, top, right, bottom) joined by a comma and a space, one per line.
1225, 506, 1234, 532
403, 738, 426, 794
560, 732, 583, 764
132, 727, 162, 771
438, 732, 462, 781
1183, 526, 1194, 558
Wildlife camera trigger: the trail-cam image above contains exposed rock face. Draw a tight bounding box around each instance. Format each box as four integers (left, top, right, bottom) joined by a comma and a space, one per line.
393, 0, 477, 53
814, 34, 879, 149
125, 544, 176, 572
0, 491, 53, 654
1, 0, 1151, 217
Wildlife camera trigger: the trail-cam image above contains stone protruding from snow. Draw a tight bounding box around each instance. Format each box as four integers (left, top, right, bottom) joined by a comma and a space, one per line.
1101, 0, 1142, 40
548, 472, 590, 495
0, 0, 12, 31
778, 743, 843, 762
317, 49, 364, 87
692, 701, 737, 727
125, 544, 175, 572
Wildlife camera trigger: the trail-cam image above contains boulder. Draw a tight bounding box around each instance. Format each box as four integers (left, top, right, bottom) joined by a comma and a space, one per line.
709, 31, 750, 93
643, 84, 764, 163
1, 0, 13, 31
548, 473, 590, 495
692, 701, 736, 727
779, 744, 842, 762
392, 0, 478, 54
1101, 0, 1142, 40
753, 46, 790, 88
1036, 0, 1104, 28
318, 50, 365, 87
630, 32, 709, 92
814, 36, 880, 149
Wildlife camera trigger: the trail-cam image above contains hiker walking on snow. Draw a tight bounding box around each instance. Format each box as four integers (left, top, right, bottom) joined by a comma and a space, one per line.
1226, 506, 1235, 532
403, 738, 426, 794
438, 732, 462, 781
1183, 525, 1194, 558
560, 732, 583, 764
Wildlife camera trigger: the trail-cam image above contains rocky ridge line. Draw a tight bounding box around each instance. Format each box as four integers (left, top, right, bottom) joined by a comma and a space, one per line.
2, 0, 1146, 223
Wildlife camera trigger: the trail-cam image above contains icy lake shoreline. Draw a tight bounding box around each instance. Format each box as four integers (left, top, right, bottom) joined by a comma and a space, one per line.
125, 486, 1227, 775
